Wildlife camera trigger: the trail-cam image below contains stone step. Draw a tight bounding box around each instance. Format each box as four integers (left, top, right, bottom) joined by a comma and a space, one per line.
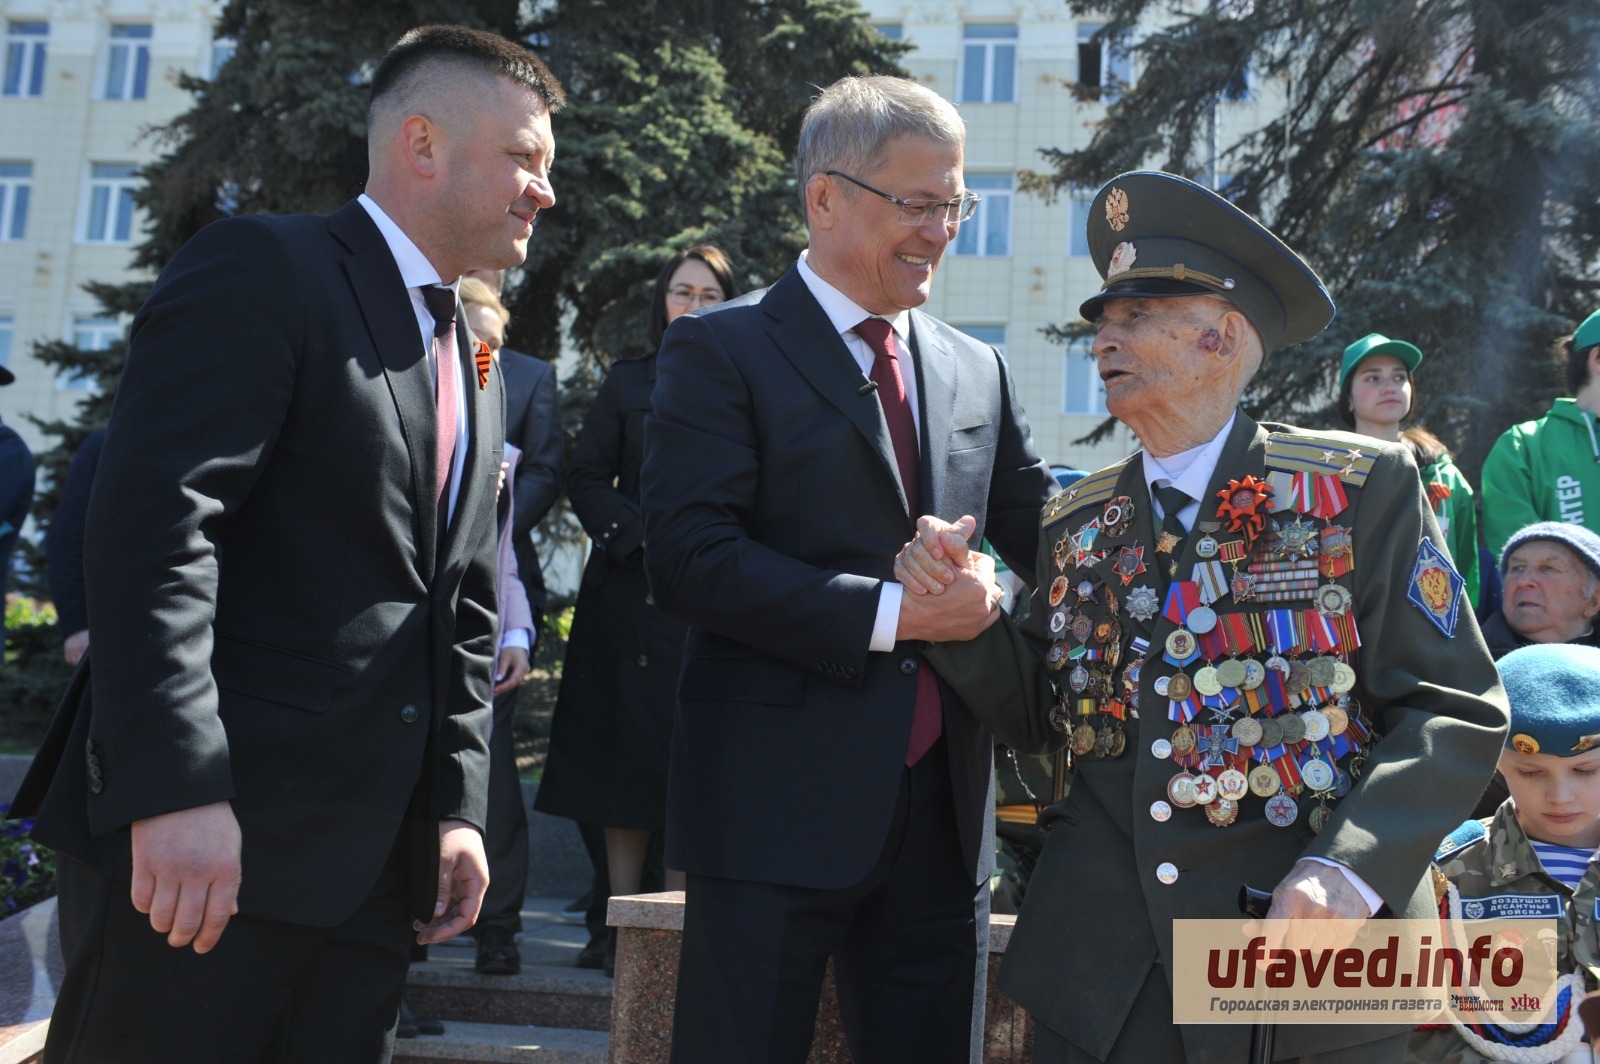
407, 959, 612, 1031
392, 1021, 607, 1063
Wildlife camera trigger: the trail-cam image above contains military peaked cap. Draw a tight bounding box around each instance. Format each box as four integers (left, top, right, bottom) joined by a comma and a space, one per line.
1079, 171, 1335, 353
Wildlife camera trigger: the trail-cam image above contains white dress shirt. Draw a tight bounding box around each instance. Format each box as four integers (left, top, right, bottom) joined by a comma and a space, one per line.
796, 253, 918, 654
357, 194, 469, 526
1141, 410, 1382, 916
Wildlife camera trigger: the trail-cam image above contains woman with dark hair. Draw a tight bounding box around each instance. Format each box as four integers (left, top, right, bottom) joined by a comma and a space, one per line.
1337, 332, 1480, 610
535, 245, 740, 973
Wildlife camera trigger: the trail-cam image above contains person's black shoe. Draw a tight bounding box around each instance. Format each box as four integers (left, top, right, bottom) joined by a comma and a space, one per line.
398, 995, 444, 1038
475, 925, 522, 976
575, 933, 607, 970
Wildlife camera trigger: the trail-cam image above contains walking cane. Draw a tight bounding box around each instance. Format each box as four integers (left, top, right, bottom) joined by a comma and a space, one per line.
1238, 885, 1276, 1064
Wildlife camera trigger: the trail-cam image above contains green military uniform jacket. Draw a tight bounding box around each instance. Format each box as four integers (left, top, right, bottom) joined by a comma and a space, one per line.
927, 412, 1509, 1064
1407, 806, 1600, 1064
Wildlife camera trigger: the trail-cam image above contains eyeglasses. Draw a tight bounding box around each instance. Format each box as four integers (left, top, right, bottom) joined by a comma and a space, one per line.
666, 287, 724, 308
825, 171, 981, 228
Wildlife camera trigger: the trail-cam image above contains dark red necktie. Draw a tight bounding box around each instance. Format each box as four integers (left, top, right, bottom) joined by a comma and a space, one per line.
421, 285, 459, 530
856, 317, 942, 766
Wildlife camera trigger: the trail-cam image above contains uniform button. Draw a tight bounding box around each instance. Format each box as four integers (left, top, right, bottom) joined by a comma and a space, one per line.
1150, 739, 1172, 760
400, 704, 420, 724
1156, 862, 1180, 885
644, 593, 655, 606
1150, 801, 1172, 823
89, 765, 103, 781
636, 655, 648, 667
899, 657, 918, 675
89, 778, 104, 794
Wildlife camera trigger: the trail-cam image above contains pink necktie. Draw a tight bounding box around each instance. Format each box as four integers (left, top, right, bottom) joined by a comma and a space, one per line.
421, 286, 459, 529
856, 317, 942, 766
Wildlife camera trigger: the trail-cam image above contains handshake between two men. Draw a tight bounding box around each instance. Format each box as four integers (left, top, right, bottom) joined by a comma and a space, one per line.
891, 515, 1007, 643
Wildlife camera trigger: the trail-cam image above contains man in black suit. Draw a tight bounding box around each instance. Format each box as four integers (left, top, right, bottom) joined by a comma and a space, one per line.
15, 26, 564, 1062
459, 270, 565, 974
640, 75, 1057, 1063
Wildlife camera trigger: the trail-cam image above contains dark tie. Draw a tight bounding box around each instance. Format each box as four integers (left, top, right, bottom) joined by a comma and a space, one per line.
1154, 483, 1192, 579
856, 317, 941, 766
421, 285, 459, 529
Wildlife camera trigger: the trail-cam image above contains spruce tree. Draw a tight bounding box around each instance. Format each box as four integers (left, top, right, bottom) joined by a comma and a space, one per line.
1033, 0, 1600, 474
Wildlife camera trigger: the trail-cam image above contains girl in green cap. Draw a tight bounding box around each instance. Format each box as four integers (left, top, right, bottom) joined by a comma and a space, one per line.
1338, 332, 1482, 610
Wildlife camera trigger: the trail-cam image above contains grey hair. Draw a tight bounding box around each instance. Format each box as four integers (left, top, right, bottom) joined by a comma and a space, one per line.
795, 75, 965, 219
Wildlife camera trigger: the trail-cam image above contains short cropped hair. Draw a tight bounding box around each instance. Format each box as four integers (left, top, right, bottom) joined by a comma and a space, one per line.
368, 25, 565, 136
794, 76, 965, 219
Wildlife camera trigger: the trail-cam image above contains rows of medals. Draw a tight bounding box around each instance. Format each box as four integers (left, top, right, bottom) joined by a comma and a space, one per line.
1042, 474, 1373, 831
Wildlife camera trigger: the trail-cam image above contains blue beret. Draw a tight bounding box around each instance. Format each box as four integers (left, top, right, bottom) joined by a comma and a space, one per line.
1499, 643, 1600, 756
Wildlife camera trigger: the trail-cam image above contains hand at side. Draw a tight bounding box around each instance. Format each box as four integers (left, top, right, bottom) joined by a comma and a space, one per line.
130, 800, 242, 953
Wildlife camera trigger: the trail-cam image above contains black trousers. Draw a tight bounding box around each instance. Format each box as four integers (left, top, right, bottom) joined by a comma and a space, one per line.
46, 843, 411, 1064
670, 737, 986, 1064
476, 684, 528, 937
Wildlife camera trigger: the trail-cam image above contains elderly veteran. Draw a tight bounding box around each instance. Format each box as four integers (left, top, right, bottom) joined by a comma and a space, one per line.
1481, 522, 1600, 659
897, 171, 1509, 1063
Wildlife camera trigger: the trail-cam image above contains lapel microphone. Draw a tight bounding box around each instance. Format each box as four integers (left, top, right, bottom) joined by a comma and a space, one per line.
858, 380, 879, 395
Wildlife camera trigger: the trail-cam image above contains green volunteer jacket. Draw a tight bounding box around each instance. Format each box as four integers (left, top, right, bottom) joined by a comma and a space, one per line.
926, 412, 1509, 1064
1420, 452, 1481, 612
1481, 398, 1600, 559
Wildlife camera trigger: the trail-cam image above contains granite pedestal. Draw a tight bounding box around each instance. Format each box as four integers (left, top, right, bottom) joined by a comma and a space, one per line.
605, 892, 1033, 1064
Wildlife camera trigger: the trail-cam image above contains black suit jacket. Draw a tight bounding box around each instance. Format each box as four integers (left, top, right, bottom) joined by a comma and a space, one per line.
45, 427, 106, 635
16, 201, 505, 927
640, 266, 1056, 890
498, 348, 562, 619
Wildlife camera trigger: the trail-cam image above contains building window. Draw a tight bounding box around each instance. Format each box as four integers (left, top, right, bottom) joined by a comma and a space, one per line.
103, 24, 152, 100
874, 23, 902, 41
1067, 190, 1094, 258
956, 325, 1007, 355
0, 314, 12, 371
954, 174, 1013, 258
959, 24, 1016, 104
210, 37, 236, 78
3, 21, 47, 98
0, 163, 30, 241
62, 315, 118, 391
1062, 339, 1107, 415
1077, 22, 1133, 102
81, 163, 140, 244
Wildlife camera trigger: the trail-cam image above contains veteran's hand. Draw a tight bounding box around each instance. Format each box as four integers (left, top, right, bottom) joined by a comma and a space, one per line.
895, 551, 1003, 643
130, 800, 243, 953
413, 820, 490, 945
895, 515, 979, 595
1246, 859, 1370, 955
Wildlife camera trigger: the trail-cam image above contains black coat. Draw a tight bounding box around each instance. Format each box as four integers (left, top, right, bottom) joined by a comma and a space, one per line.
536, 354, 683, 829
0, 418, 35, 609
15, 202, 504, 926
45, 427, 106, 636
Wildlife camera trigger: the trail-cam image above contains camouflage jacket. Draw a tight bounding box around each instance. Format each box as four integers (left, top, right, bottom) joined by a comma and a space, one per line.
1406, 802, 1600, 1063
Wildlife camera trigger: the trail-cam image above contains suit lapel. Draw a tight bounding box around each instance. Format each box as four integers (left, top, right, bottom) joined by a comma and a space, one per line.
331, 201, 437, 584
439, 319, 499, 580
909, 311, 954, 520
761, 269, 906, 515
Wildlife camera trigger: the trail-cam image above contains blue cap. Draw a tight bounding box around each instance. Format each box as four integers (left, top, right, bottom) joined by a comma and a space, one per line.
1499, 643, 1600, 756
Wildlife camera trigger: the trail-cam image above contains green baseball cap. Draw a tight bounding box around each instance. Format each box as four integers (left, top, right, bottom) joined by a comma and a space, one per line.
1338, 333, 1423, 392
1574, 309, 1600, 352
1078, 171, 1335, 352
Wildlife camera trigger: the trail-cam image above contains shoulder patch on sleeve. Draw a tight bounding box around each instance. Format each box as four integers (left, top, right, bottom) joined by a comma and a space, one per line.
1436, 819, 1488, 860
1041, 459, 1132, 528
1264, 429, 1378, 488
1407, 537, 1467, 637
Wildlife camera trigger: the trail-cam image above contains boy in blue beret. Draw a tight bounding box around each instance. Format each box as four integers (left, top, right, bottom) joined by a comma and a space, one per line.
1409, 642, 1600, 1063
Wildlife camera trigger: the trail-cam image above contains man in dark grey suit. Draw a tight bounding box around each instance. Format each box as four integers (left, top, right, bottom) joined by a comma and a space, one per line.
15, 26, 563, 1062
641, 75, 1057, 1063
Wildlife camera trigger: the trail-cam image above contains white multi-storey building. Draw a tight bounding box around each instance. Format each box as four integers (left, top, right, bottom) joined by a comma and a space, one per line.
0, 1, 226, 452
860, 0, 1287, 472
